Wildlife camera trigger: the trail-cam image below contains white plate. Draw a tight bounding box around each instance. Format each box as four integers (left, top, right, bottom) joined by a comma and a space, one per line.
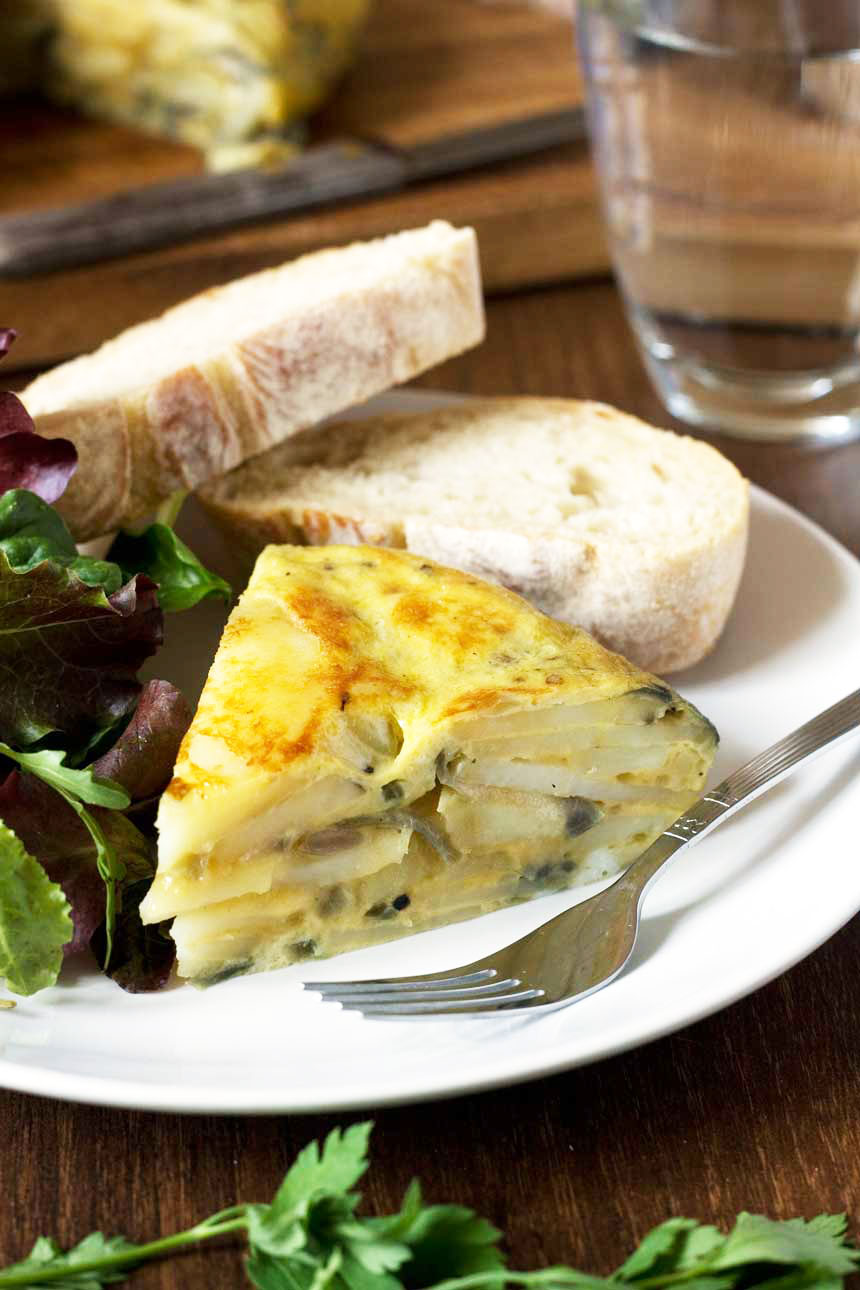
1, 390, 859, 1114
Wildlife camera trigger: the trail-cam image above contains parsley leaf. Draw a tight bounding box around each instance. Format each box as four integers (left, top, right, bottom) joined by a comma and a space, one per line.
0, 1232, 137, 1288
616, 1219, 721, 1281
372, 1182, 504, 1287
246, 1250, 321, 1290
708, 1214, 858, 1277
274, 1123, 373, 1220
0, 1124, 857, 1290
246, 1123, 374, 1258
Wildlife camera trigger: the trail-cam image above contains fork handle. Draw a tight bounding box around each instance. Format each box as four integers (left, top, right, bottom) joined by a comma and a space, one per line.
625, 685, 860, 895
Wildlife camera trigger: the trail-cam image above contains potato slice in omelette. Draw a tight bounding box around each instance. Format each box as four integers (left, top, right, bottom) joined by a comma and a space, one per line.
141, 545, 718, 984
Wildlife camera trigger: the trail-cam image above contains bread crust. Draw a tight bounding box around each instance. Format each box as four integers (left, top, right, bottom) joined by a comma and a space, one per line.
22, 223, 484, 541
199, 397, 750, 676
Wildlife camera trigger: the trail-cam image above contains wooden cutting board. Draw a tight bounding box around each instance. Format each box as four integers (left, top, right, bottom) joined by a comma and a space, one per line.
0, 0, 607, 371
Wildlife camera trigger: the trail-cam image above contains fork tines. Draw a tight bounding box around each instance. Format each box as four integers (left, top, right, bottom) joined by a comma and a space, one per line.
304, 968, 545, 1016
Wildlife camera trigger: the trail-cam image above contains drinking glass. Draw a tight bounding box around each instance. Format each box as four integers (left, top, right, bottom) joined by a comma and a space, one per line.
577, 0, 860, 442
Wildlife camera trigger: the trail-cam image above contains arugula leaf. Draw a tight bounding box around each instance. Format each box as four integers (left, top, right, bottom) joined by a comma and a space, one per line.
0, 745, 130, 809
0, 332, 77, 505
0, 821, 71, 995
0, 547, 162, 748
110, 523, 231, 613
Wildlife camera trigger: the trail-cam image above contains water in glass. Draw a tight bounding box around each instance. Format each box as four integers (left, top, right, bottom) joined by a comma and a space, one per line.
578, 1, 860, 442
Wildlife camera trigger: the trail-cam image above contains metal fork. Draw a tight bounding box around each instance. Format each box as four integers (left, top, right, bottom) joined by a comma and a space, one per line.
304, 688, 860, 1019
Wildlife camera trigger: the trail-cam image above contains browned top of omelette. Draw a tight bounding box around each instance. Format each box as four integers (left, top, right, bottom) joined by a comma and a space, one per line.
145, 544, 713, 923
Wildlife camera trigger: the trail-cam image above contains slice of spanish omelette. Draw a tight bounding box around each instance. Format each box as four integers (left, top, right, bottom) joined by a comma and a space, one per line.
141, 545, 718, 984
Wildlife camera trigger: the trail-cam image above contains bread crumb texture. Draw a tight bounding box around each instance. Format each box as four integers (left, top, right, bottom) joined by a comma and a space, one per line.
201, 398, 750, 674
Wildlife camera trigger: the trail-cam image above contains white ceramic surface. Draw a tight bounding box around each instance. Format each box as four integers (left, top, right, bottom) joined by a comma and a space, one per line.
1, 391, 858, 1114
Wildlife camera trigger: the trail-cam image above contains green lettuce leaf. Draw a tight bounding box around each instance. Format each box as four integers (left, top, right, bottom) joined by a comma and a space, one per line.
110, 523, 231, 613
0, 489, 121, 589
0, 821, 72, 996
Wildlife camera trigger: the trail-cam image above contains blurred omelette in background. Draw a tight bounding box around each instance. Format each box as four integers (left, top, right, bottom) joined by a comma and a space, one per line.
1, 0, 372, 169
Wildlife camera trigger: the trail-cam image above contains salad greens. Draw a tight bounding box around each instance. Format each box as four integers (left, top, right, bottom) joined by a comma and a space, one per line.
0, 329, 76, 503
0, 1123, 856, 1290
0, 822, 71, 996
0, 328, 229, 995
0, 501, 163, 750
111, 521, 230, 613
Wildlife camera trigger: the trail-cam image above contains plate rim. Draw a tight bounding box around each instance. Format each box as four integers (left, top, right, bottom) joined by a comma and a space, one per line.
1, 399, 858, 1114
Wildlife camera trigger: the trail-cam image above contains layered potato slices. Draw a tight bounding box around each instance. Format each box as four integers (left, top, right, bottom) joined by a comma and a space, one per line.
141, 546, 717, 984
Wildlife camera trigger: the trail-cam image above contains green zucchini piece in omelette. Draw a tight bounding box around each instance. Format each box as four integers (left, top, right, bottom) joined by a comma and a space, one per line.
141, 545, 718, 984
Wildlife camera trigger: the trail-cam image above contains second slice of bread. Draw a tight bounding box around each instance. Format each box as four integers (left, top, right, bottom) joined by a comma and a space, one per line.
23, 221, 483, 541
199, 397, 749, 674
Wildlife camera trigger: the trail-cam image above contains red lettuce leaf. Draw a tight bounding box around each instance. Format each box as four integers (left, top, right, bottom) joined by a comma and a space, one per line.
0, 768, 140, 954
0, 678, 188, 988
92, 679, 192, 802
0, 553, 163, 748
90, 877, 176, 994
0, 330, 77, 504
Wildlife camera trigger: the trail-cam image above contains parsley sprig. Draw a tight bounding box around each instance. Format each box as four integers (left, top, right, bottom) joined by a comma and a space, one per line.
0, 1123, 856, 1290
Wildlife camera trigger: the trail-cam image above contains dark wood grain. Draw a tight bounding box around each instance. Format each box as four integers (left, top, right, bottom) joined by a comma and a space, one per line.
0, 146, 606, 371
2, 280, 859, 1286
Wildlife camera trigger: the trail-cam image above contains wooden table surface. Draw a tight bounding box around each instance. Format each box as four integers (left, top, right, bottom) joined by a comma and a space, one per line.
3, 279, 860, 1283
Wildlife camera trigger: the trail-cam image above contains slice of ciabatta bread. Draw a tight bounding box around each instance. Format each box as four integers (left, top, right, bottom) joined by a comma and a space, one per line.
22, 222, 483, 541
199, 397, 749, 674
